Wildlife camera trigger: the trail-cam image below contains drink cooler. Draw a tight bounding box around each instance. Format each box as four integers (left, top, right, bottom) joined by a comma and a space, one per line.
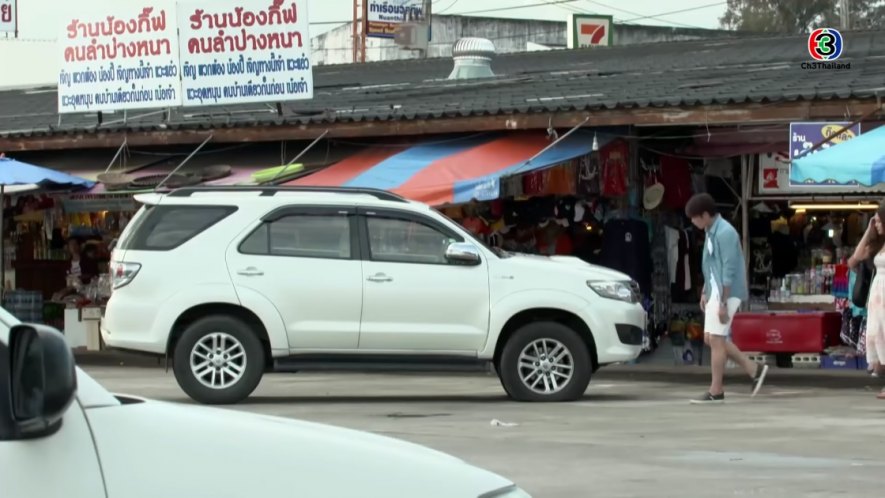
731, 312, 842, 353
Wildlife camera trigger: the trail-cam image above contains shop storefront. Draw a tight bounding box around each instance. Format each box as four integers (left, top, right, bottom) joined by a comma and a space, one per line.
730, 122, 885, 370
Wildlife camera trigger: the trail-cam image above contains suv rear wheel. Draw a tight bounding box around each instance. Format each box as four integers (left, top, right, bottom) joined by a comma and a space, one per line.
172, 315, 265, 404
498, 322, 591, 402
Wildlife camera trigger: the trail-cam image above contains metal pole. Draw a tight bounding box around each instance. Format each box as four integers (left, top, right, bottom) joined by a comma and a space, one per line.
1, 184, 6, 298
104, 139, 128, 173
155, 134, 214, 191
507, 117, 591, 176
267, 129, 330, 184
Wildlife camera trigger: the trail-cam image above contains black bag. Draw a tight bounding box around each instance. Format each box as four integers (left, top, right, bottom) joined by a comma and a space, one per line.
852, 258, 876, 308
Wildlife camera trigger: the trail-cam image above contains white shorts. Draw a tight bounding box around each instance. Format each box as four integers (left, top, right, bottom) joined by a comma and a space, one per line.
704, 297, 742, 337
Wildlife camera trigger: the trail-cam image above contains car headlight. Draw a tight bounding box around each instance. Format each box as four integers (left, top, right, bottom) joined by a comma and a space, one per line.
479, 485, 533, 498
587, 280, 637, 303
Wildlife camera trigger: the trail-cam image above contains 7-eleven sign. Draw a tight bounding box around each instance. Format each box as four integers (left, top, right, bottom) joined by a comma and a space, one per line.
568, 14, 614, 49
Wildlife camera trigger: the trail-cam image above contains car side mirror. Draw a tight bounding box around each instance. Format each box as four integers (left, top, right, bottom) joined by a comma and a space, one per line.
3, 324, 77, 440
445, 242, 482, 266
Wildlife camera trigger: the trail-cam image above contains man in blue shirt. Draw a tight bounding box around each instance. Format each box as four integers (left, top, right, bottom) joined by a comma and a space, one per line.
685, 194, 768, 404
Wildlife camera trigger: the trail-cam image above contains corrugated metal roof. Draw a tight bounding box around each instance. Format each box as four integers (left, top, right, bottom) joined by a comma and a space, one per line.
1, 31, 883, 139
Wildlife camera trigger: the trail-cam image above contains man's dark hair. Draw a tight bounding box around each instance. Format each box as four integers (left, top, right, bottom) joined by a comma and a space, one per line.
685, 193, 718, 218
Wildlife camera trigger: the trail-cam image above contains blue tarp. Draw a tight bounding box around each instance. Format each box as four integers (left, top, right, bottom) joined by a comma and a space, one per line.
791, 125, 885, 186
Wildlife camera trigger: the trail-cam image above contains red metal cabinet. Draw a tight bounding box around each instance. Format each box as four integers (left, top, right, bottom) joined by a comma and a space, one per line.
731, 312, 842, 353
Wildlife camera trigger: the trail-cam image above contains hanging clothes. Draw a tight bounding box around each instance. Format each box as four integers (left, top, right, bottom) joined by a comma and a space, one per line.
600, 140, 628, 198
659, 155, 694, 210
600, 218, 652, 295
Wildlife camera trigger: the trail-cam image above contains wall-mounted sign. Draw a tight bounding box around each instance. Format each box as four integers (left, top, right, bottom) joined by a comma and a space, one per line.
366, 0, 427, 39
57, 2, 182, 114
758, 152, 791, 194
567, 14, 613, 49
57, 0, 315, 113
789, 121, 861, 186
0, 0, 16, 34
177, 0, 313, 106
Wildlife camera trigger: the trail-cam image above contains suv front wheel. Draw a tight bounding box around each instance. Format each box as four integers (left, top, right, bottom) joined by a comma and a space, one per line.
498, 322, 592, 402
172, 315, 265, 404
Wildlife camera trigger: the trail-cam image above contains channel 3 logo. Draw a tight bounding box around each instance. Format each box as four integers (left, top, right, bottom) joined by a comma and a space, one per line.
808, 28, 844, 61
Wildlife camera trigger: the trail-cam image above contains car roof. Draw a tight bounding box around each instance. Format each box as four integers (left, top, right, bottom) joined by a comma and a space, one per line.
135, 187, 429, 212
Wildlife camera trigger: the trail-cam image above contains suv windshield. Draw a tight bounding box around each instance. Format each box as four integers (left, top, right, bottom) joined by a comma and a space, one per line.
433, 209, 511, 259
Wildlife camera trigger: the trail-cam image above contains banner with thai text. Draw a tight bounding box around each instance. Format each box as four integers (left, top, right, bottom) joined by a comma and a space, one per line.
366, 0, 426, 38
177, 0, 313, 107
0, 0, 16, 34
57, 2, 182, 114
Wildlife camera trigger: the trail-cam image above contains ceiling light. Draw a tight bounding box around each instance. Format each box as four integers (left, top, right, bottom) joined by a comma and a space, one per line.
789, 203, 879, 211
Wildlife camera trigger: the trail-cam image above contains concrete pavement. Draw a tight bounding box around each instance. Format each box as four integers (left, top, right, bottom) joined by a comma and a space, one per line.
83, 366, 885, 498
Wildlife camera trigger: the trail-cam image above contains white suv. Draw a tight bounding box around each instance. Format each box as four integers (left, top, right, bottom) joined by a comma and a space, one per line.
103, 186, 645, 404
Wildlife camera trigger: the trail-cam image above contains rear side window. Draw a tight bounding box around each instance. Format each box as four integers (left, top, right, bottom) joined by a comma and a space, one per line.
122, 205, 237, 251
239, 214, 352, 260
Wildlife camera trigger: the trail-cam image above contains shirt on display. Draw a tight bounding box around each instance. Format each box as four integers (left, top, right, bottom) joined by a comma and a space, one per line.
600, 218, 652, 295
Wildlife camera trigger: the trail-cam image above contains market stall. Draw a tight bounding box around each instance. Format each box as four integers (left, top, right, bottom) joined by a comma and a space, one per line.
730, 123, 885, 370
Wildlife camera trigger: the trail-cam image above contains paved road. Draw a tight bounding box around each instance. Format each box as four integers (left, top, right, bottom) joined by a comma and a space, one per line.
84, 366, 885, 498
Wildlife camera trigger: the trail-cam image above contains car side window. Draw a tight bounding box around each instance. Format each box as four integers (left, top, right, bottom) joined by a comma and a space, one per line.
240, 214, 352, 260
366, 216, 457, 265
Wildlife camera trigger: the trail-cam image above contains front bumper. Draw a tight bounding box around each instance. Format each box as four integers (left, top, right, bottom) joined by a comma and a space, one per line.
590, 300, 645, 364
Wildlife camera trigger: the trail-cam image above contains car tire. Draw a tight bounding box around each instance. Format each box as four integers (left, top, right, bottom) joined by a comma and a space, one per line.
172, 315, 265, 405
499, 321, 592, 402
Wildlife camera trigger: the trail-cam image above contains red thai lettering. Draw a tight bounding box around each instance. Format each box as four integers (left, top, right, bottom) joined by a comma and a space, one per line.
65, 7, 168, 40
186, 29, 304, 54
62, 37, 173, 62
151, 10, 166, 31
66, 19, 80, 39
228, 7, 244, 27
187, 1, 299, 34
136, 7, 152, 32
99, 17, 113, 36
1, 5, 12, 23
189, 9, 204, 29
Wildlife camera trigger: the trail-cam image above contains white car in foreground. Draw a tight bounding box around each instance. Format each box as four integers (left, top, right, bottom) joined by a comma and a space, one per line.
0, 307, 530, 498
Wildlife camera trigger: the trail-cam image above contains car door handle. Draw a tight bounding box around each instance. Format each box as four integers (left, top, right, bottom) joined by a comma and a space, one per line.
367, 273, 393, 283
237, 267, 264, 277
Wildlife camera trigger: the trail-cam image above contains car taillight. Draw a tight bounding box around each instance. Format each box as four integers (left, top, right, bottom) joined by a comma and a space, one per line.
111, 261, 141, 290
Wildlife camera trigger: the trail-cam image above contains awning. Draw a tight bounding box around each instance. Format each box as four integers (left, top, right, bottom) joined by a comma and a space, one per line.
287, 131, 604, 205
791, 125, 885, 186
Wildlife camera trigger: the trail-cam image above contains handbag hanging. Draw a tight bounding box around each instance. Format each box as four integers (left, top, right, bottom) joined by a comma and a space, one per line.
852, 258, 876, 308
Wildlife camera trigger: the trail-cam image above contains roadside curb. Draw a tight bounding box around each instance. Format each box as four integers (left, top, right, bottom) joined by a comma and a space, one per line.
75, 351, 882, 390
597, 364, 882, 390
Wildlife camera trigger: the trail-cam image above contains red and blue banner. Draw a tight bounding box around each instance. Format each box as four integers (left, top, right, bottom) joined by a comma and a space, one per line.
288, 130, 606, 205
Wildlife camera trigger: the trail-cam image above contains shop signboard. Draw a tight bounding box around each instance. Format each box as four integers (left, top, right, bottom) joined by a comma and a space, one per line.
789, 121, 861, 186
0, 0, 16, 34
366, 0, 427, 38
757, 152, 791, 194
62, 194, 138, 213
57, 1, 183, 114
177, 0, 314, 106
567, 14, 613, 49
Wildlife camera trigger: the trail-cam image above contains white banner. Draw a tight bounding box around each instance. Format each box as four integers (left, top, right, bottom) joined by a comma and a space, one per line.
57, 2, 183, 114
0, 0, 16, 34
177, 0, 313, 107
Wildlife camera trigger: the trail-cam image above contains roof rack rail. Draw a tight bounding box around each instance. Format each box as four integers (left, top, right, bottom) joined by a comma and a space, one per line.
166, 186, 408, 203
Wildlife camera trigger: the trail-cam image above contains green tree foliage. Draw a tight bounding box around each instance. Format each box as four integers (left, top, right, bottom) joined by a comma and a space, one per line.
720, 0, 885, 33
